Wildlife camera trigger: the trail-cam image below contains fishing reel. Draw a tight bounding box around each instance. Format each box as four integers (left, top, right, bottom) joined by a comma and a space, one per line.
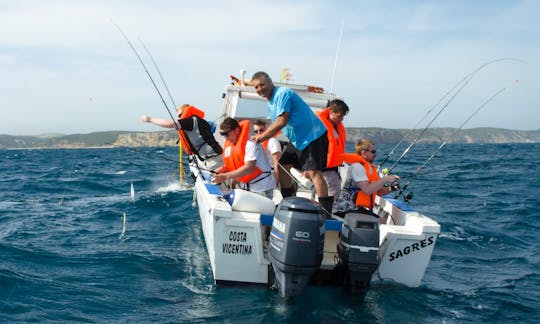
403, 192, 413, 202
389, 182, 413, 202
390, 182, 400, 192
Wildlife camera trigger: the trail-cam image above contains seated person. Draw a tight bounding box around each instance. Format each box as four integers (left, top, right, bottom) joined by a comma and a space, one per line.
141, 104, 222, 169
334, 139, 399, 217
212, 118, 276, 198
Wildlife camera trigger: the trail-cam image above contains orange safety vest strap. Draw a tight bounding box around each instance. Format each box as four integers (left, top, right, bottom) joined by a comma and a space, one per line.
316, 108, 346, 168
222, 120, 264, 184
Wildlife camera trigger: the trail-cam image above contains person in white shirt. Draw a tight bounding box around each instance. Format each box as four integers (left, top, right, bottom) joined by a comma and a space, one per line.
213, 118, 276, 198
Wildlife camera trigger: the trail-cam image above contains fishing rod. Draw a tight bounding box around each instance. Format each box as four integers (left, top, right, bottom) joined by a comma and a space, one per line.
138, 37, 190, 185
138, 38, 177, 111
380, 58, 525, 171
386, 75, 473, 173
111, 21, 178, 128
394, 87, 507, 201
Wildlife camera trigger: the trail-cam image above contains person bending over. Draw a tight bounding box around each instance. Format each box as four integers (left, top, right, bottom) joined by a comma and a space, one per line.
141, 104, 222, 169
212, 117, 276, 198
250, 71, 333, 214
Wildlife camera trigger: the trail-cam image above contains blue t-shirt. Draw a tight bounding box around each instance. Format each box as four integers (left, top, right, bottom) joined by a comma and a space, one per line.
267, 86, 325, 151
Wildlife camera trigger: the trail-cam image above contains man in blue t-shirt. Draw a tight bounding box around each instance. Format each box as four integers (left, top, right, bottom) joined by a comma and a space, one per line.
250, 71, 333, 216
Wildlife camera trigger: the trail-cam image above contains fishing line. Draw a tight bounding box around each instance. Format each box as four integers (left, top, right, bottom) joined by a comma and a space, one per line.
380, 58, 525, 171
398, 163, 485, 179
109, 144, 217, 177
58, 154, 101, 205
394, 86, 507, 201
106, 143, 181, 164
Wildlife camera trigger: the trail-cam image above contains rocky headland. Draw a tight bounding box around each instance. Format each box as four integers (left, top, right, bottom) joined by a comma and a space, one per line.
1, 127, 539, 149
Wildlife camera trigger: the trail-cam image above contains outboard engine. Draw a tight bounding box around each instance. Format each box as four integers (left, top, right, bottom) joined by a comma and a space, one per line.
269, 197, 325, 298
338, 212, 380, 288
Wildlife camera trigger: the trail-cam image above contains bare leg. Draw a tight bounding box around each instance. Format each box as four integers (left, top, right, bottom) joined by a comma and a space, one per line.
305, 170, 328, 198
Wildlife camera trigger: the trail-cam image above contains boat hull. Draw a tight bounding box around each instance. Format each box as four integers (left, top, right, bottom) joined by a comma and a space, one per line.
191, 166, 440, 288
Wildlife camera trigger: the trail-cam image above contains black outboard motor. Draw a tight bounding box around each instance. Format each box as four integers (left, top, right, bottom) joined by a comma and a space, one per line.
269, 197, 325, 298
338, 212, 380, 288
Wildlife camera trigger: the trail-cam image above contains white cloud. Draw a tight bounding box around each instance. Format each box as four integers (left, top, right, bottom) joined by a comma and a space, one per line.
0, 0, 538, 135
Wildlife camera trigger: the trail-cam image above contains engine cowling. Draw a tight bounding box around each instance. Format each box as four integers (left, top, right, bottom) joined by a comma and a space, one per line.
269, 197, 325, 297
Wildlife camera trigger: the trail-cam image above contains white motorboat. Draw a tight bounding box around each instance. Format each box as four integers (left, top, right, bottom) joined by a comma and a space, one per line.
189, 75, 440, 297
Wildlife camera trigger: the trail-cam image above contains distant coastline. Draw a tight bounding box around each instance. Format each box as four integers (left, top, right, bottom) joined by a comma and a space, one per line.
1, 127, 539, 149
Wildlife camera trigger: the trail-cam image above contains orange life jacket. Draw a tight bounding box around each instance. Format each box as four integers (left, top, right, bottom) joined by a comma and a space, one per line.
176, 105, 205, 155
260, 128, 283, 151
316, 108, 346, 168
341, 153, 379, 211
222, 120, 264, 184
262, 139, 269, 151
261, 136, 281, 151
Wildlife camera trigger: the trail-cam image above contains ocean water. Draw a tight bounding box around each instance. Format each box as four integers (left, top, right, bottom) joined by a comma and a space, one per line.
1, 143, 539, 323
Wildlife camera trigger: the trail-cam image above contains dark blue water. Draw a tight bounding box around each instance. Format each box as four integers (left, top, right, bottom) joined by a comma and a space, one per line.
1, 144, 539, 322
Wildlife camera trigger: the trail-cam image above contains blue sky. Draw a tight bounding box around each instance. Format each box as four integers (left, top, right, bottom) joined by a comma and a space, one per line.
0, 0, 538, 135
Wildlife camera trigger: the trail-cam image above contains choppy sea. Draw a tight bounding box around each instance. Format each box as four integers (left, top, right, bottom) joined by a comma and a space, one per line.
1, 143, 539, 323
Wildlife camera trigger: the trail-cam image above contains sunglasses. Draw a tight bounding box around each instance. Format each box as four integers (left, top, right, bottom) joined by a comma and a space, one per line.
220, 130, 232, 136
253, 129, 265, 134
366, 149, 377, 154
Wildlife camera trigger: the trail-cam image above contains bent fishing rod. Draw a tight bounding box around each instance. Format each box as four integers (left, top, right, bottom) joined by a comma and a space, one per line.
380, 58, 525, 172
394, 87, 507, 201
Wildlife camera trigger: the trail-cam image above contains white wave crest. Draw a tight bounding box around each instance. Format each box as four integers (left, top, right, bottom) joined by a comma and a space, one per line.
155, 181, 193, 193
439, 233, 465, 241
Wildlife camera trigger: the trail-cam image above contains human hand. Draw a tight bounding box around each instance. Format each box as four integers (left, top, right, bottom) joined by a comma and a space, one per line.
384, 174, 400, 183
140, 115, 150, 123
250, 135, 261, 144
212, 173, 227, 184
